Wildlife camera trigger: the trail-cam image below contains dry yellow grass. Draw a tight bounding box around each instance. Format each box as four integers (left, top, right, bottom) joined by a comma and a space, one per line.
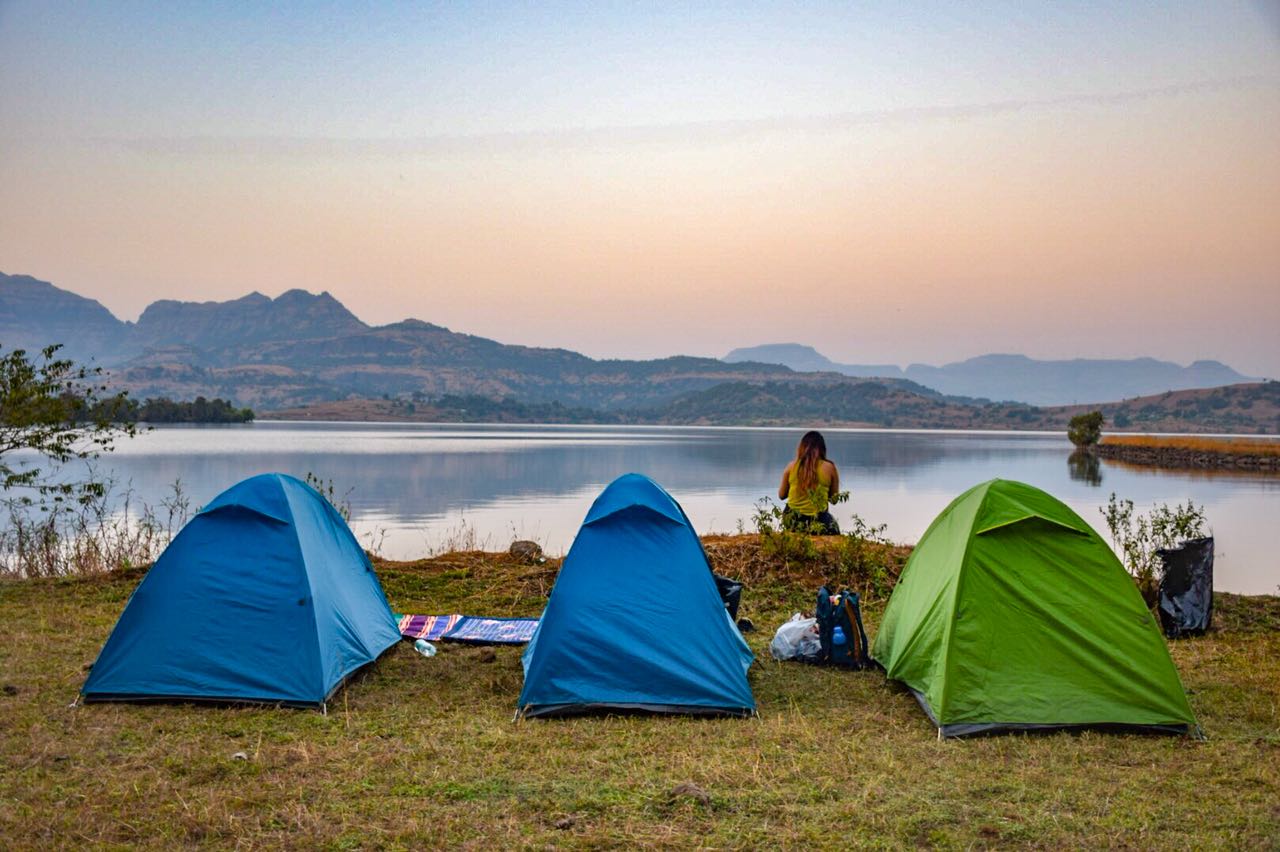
1101, 434, 1280, 458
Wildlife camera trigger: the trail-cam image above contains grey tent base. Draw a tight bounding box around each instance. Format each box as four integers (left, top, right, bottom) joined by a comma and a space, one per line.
81, 692, 328, 710
907, 688, 1197, 738
519, 702, 755, 720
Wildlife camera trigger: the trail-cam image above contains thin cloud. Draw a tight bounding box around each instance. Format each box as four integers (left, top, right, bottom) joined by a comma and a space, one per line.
90, 74, 1280, 159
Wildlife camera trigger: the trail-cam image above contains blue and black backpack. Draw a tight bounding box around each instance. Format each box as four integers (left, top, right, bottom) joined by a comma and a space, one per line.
815, 585, 871, 669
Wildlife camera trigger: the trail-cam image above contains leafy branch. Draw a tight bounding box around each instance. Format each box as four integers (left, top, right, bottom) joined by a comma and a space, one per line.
0, 344, 139, 506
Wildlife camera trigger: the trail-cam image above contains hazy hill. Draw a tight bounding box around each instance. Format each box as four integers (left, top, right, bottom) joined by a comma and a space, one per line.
0, 272, 367, 367
643, 379, 1280, 433
724, 343, 1259, 406
261, 379, 1279, 433
645, 380, 1039, 429
1050, 381, 1280, 435
134, 289, 367, 357
905, 353, 1255, 406
121, 318, 841, 410
0, 272, 131, 364
723, 343, 904, 378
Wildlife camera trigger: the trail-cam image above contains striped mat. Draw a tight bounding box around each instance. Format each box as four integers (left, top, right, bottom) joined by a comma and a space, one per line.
396, 613, 462, 641
395, 613, 538, 645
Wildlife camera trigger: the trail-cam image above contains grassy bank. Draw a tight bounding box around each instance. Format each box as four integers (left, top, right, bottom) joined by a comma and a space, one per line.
1, 538, 1278, 848
1098, 434, 1280, 473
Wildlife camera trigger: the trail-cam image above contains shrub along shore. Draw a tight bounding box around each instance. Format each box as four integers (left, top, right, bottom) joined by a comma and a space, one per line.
1097, 434, 1280, 473
1, 535, 1277, 847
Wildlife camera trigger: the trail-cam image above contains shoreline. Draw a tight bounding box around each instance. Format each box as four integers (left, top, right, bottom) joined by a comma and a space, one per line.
7, 538, 1276, 601
1097, 436, 1280, 474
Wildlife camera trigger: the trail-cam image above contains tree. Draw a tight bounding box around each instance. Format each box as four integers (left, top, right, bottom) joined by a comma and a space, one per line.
0, 344, 138, 506
1067, 410, 1105, 448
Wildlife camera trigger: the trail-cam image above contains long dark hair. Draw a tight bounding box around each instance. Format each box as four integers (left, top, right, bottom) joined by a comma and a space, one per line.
794, 430, 827, 495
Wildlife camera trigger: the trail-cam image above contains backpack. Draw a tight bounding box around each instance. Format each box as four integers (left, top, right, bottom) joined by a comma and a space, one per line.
815, 585, 871, 669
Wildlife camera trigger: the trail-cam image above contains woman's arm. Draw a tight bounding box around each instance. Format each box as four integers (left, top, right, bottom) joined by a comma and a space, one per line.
778, 462, 792, 500
827, 461, 840, 498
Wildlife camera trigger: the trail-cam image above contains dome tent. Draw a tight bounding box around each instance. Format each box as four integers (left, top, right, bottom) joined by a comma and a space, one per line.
82, 473, 401, 708
872, 479, 1197, 737
518, 474, 755, 718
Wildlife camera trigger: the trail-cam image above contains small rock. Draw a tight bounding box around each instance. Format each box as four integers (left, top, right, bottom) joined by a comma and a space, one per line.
509, 540, 544, 563
669, 782, 711, 807
2, 684, 18, 696
553, 816, 575, 830
231, 751, 249, 761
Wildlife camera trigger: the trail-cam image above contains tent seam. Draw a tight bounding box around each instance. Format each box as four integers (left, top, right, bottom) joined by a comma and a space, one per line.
975, 514, 1089, 537
281, 477, 328, 703
936, 479, 991, 728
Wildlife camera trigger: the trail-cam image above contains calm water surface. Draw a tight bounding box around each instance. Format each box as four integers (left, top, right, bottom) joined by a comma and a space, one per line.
87, 422, 1279, 594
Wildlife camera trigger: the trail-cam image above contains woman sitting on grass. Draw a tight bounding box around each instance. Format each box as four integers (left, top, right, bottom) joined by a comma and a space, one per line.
777, 430, 841, 534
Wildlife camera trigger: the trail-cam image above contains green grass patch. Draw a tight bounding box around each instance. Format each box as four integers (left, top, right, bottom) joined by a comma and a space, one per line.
1, 540, 1277, 848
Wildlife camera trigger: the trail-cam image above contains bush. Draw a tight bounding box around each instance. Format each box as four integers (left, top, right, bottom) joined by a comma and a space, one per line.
1067, 411, 1105, 447
832, 513, 896, 600
749, 497, 818, 565
1101, 493, 1207, 604
1, 343, 138, 504
744, 496, 899, 599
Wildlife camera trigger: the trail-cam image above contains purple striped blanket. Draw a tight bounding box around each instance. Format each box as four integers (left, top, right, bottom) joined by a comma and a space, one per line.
396, 613, 539, 645
396, 613, 463, 641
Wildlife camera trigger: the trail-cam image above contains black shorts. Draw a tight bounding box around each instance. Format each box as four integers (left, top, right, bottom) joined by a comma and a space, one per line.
782, 506, 841, 535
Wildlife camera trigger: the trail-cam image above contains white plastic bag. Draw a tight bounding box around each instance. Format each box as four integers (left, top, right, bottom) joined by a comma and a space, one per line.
769, 613, 821, 661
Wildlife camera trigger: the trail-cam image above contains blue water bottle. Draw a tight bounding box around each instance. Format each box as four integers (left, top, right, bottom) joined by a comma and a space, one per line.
832, 625, 848, 661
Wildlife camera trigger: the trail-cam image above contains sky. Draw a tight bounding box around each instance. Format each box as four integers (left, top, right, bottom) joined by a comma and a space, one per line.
1, 1, 1278, 375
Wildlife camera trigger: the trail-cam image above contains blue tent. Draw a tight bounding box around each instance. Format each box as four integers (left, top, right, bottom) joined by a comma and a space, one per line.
518, 474, 755, 718
82, 473, 401, 708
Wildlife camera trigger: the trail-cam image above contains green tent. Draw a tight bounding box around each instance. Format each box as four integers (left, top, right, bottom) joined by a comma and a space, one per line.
873, 479, 1198, 737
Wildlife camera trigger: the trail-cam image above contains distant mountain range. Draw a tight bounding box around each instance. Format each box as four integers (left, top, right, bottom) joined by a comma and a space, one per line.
0, 272, 368, 366
723, 343, 1260, 406
1, 272, 881, 410
2, 271, 1271, 432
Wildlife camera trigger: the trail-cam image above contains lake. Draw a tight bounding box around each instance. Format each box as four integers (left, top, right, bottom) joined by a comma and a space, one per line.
74, 422, 1279, 594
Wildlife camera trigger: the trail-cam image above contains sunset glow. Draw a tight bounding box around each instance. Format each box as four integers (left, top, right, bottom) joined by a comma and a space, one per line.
2, 2, 1277, 373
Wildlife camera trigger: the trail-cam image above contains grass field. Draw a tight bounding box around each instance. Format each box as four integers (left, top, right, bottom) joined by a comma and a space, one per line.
2, 539, 1278, 849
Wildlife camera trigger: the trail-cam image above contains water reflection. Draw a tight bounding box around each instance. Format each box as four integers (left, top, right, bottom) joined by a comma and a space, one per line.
42, 422, 1280, 594
1067, 449, 1103, 487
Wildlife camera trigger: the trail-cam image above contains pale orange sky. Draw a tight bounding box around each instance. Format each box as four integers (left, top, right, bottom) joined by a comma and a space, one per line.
2, 3, 1278, 374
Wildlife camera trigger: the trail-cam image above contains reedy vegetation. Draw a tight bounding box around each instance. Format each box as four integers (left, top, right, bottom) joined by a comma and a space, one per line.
1101, 494, 1208, 602
0, 477, 192, 578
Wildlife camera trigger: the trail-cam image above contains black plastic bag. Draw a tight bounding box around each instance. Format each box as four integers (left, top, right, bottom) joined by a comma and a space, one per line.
1157, 536, 1213, 638
713, 573, 744, 622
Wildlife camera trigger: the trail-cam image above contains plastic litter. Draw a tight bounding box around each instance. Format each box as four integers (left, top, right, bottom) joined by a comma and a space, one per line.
769, 614, 822, 661
1157, 536, 1214, 638
413, 639, 438, 657
713, 573, 744, 621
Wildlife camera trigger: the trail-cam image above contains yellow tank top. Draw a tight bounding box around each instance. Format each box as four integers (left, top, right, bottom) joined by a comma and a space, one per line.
787, 462, 832, 515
